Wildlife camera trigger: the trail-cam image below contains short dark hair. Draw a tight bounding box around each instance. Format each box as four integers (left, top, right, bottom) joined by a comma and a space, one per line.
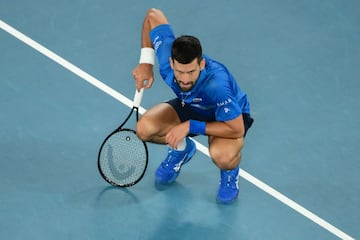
171, 35, 202, 64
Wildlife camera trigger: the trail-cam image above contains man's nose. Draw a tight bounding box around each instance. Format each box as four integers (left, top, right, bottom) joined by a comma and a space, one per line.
182, 73, 191, 83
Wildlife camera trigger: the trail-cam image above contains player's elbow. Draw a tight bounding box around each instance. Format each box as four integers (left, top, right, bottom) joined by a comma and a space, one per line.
146, 8, 162, 22
225, 116, 245, 138
145, 8, 168, 28
147, 8, 160, 16
231, 127, 245, 139
146, 8, 157, 19
238, 129, 245, 138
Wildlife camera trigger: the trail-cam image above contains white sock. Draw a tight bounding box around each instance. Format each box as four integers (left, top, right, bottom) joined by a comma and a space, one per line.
176, 138, 187, 151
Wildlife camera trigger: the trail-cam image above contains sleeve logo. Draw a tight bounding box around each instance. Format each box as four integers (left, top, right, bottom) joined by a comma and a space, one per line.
216, 98, 232, 107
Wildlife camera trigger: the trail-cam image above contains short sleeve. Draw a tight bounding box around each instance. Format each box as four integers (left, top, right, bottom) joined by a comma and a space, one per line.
149, 24, 175, 80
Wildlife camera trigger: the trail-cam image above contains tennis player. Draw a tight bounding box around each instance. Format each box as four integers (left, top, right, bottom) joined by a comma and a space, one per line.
132, 8, 253, 203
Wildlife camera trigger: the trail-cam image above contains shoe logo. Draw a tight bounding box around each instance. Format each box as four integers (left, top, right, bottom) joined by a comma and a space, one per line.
173, 153, 188, 172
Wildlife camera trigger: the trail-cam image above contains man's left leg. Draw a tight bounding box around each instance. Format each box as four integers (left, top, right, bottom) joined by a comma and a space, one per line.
209, 137, 244, 204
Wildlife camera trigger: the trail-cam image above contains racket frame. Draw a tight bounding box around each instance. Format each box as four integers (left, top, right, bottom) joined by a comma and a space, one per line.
97, 89, 148, 187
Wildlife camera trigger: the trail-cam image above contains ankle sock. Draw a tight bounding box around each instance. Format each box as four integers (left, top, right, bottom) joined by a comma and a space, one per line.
176, 138, 187, 151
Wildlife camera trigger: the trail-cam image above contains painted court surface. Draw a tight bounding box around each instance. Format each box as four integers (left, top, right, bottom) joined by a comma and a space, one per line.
1, 1, 359, 239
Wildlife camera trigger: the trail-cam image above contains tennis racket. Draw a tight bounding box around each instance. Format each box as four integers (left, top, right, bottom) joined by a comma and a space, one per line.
98, 89, 148, 187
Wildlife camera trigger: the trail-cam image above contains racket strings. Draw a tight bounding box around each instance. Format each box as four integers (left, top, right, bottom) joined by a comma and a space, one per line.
99, 130, 147, 186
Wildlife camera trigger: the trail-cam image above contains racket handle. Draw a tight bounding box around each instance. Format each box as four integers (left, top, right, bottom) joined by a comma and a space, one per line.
133, 88, 144, 108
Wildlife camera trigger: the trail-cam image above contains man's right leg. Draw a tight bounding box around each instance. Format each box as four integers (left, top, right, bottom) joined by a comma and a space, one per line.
136, 102, 180, 144
136, 102, 196, 184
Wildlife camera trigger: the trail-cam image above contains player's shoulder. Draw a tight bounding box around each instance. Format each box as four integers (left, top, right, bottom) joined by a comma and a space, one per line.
204, 56, 229, 78
204, 57, 231, 86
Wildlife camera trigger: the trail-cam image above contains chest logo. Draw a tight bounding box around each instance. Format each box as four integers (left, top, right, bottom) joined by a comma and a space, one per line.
192, 98, 203, 103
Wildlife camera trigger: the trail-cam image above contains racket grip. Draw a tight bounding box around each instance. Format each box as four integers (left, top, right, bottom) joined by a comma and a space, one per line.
133, 88, 144, 108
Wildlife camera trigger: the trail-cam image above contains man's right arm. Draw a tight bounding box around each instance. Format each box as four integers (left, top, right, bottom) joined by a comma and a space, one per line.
141, 8, 168, 48
132, 8, 169, 90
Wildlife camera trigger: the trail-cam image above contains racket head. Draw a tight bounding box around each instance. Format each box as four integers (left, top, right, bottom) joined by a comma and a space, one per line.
98, 128, 148, 187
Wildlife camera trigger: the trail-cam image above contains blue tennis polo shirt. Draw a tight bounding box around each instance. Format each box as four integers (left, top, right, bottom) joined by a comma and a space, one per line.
150, 24, 250, 122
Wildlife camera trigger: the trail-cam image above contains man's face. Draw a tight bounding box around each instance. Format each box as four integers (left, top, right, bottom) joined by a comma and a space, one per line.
170, 58, 205, 92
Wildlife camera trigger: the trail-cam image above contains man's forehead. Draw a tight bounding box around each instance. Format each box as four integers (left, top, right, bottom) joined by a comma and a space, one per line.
172, 59, 199, 69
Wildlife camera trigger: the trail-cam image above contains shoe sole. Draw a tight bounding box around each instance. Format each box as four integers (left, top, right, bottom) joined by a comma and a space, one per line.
216, 191, 239, 204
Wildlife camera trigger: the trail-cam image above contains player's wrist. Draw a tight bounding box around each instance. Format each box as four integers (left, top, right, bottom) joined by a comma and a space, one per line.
189, 120, 206, 135
139, 47, 155, 65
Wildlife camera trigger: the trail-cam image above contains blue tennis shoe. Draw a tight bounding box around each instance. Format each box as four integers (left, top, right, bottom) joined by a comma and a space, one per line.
155, 137, 196, 184
216, 166, 240, 204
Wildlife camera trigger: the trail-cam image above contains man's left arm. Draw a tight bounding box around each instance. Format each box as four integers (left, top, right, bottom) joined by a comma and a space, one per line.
203, 115, 245, 138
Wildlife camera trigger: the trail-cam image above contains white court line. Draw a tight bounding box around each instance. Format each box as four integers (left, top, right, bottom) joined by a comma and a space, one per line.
0, 20, 354, 240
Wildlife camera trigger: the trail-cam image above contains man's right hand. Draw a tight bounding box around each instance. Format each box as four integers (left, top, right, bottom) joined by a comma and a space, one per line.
132, 63, 154, 90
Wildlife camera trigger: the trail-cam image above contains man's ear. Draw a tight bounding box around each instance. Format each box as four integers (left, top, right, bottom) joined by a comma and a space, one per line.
169, 57, 174, 69
200, 58, 206, 70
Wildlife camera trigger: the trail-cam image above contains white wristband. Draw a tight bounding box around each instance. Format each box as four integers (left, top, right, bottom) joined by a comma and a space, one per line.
139, 47, 155, 65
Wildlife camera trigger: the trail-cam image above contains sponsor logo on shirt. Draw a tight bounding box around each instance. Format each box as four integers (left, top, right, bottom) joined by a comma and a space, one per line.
192, 98, 202, 103
217, 98, 232, 107
224, 108, 230, 113
153, 36, 162, 52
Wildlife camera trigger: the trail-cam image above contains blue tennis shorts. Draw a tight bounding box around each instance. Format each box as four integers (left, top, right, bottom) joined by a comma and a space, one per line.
166, 98, 254, 137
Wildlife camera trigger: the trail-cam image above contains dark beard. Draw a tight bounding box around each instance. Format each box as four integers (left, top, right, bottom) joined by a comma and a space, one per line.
175, 78, 195, 92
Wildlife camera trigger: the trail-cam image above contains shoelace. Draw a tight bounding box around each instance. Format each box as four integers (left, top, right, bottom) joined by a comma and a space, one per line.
161, 149, 187, 171
161, 149, 174, 168
220, 171, 235, 187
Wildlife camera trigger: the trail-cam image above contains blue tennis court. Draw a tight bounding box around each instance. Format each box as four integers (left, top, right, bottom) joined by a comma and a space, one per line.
1, 1, 359, 239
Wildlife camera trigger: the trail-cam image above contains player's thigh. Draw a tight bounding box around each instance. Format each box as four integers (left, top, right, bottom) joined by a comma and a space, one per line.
208, 136, 244, 162
137, 102, 180, 135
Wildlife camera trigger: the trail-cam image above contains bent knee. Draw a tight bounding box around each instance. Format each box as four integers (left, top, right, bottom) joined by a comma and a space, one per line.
136, 117, 153, 141
209, 147, 241, 170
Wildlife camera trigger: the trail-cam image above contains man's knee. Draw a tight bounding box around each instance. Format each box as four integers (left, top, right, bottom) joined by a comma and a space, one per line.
136, 117, 153, 141
209, 145, 241, 170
